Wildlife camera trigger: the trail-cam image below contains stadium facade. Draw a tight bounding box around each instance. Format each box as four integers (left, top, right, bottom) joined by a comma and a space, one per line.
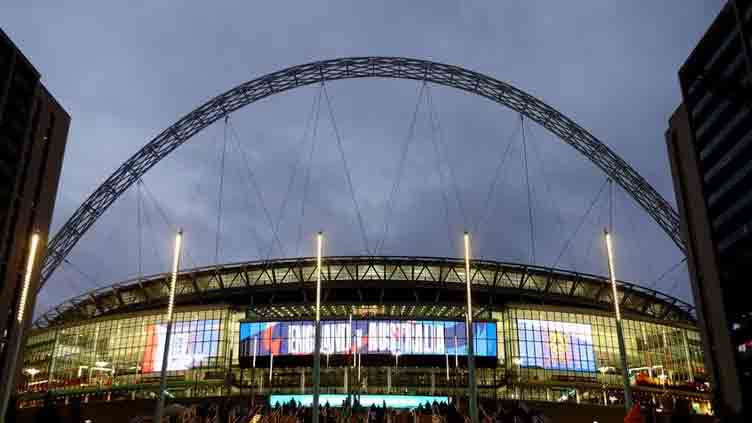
17, 256, 711, 413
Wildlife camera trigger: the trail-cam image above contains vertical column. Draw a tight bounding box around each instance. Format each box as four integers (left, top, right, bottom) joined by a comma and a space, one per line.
604, 230, 633, 410
464, 233, 479, 423
313, 232, 323, 423
154, 230, 182, 423
682, 330, 694, 383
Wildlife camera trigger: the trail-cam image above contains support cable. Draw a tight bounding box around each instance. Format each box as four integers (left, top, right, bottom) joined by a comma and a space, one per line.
646, 257, 688, 291
616, 186, 660, 286
62, 258, 102, 292
425, 85, 468, 229
137, 179, 143, 282
139, 186, 168, 270
322, 82, 371, 255
214, 117, 230, 265
520, 114, 536, 264
523, 120, 581, 271
609, 178, 614, 233
586, 196, 610, 274
263, 84, 323, 261
295, 84, 325, 257
552, 178, 610, 269
376, 81, 427, 254
425, 85, 455, 253
139, 179, 198, 268
226, 119, 288, 258
473, 116, 522, 244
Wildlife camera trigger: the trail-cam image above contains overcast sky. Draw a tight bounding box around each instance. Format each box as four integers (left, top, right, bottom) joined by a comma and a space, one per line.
2, 1, 722, 319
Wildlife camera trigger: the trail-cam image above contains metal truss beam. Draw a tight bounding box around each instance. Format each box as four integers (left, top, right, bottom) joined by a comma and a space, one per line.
33, 256, 694, 329
38, 57, 685, 291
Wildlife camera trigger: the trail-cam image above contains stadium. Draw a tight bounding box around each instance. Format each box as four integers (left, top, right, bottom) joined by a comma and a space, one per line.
8, 57, 714, 421
18, 255, 711, 413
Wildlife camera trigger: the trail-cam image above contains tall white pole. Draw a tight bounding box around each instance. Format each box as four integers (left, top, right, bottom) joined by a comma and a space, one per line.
154, 230, 182, 423
253, 337, 258, 368
464, 232, 479, 423
313, 232, 323, 423
605, 230, 633, 410
446, 352, 450, 381
357, 334, 361, 382
269, 352, 274, 382
454, 336, 458, 367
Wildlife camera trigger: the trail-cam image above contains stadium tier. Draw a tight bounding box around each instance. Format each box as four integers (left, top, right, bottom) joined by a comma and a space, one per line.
18, 256, 711, 413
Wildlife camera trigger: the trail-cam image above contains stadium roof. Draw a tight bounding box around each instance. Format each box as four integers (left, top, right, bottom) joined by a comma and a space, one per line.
33, 256, 695, 329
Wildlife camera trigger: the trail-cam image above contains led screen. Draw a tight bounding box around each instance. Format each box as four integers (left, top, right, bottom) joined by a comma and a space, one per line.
517, 319, 596, 371
270, 394, 450, 409
240, 320, 496, 358
141, 319, 220, 372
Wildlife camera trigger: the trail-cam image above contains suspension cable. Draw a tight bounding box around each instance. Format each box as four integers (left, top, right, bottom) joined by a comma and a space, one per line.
61, 258, 101, 293
520, 114, 536, 264
262, 84, 323, 261
139, 179, 198, 268
523, 120, 580, 270
647, 257, 688, 290
138, 185, 168, 269
226, 119, 288, 258
552, 177, 610, 269
425, 84, 468, 230
137, 178, 143, 282
296, 84, 324, 257
425, 85, 455, 253
473, 115, 522, 239
214, 116, 230, 265
376, 81, 427, 254
322, 82, 371, 255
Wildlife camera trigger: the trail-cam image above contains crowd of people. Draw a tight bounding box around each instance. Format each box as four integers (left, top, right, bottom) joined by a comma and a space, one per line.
178, 397, 550, 423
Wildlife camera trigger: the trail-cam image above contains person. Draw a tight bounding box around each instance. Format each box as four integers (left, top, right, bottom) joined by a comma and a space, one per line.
671, 398, 691, 423
71, 396, 82, 423
35, 392, 60, 423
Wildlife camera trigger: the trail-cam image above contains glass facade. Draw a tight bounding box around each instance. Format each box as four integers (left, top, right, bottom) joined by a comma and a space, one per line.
18, 304, 710, 410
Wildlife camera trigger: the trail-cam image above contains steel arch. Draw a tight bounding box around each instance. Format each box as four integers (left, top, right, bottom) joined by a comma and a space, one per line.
38, 57, 684, 290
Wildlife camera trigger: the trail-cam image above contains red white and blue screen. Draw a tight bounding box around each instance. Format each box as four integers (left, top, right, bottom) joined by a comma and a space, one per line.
239, 320, 496, 358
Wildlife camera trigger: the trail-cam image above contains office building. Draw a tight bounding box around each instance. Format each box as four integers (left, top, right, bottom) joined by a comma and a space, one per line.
0, 27, 70, 398
665, 1, 752, 419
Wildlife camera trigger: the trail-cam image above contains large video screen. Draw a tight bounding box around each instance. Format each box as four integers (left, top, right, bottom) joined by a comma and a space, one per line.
517, 319, 596, 372
240, 320, 496, 358
270, 394, 450, 409
141, 319, 220, 373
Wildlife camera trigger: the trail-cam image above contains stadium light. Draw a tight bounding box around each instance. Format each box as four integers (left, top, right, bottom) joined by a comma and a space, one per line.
604, 229, 633, 410
464, 232, 479, 423
24, 368, 40, 378
313, 232, 323, 423
166, 230, 183, 321
16, 233, 40, 323
154, 230, 183, 423
445, 351, 449, 381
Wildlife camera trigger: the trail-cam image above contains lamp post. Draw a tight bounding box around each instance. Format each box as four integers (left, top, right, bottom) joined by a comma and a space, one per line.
464, 233, 479, 423
313, 232, 323, 423
604, 230, 633, 410
154, 230, 183, 423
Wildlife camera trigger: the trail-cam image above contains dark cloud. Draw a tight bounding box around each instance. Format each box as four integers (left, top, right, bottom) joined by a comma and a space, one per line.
2, 1, 721, 317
